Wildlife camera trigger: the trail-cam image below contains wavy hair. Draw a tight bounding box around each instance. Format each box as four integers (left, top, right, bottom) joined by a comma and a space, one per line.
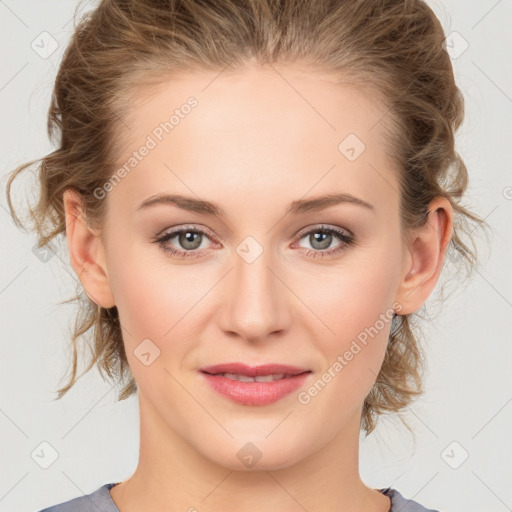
5, 0, 490, 436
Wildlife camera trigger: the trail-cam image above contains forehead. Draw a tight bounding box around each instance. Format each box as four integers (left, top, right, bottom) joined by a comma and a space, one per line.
108, 65, 399, 217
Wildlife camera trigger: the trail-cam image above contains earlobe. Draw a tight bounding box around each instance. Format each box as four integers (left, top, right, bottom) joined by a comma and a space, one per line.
394, 197, 453, 315
63, 188, 116, 308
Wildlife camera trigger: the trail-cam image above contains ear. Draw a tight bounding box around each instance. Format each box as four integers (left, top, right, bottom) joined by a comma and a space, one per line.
394, 196, 453, 315
62, 188, 116, 309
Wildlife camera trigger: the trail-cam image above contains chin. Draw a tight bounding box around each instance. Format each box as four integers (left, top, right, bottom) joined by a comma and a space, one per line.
196, 433, 309, 472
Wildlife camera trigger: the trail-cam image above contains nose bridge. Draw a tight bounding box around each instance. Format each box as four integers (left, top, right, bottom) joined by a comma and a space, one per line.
219, 237, 289, 342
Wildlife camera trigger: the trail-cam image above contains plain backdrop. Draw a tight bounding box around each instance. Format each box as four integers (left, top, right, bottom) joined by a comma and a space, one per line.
1, 1, 511, 511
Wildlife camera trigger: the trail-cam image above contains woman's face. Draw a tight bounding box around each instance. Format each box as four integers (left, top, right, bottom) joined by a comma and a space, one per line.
88, 65, 414, 469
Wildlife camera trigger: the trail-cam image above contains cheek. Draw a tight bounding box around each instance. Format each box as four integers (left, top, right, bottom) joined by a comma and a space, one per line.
106, 239, 204, 348
105, 236, 229, 383
298, 256, 397, 343
106, 221, 398, 383
294, 254, 398, 398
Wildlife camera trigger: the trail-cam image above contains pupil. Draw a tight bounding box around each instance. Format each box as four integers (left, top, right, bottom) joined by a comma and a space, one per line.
312, 231, 331, 250
180, 231, 201, 249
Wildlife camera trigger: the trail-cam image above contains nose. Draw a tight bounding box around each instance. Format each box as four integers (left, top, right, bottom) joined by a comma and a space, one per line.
216, 243, 292, 343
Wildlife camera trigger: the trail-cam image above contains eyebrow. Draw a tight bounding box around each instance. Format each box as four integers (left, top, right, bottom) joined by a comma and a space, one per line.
136, 192, 375, 217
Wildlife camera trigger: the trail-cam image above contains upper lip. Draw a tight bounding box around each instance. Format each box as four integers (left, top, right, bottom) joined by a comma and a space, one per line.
200, 363, 311, 377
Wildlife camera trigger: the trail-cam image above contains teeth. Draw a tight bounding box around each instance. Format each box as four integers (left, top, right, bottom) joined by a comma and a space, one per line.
254, 374, 282, 382
217, 373, 287, 382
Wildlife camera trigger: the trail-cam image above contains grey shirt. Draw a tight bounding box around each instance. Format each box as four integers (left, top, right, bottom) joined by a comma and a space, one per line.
37, 482, 441, 511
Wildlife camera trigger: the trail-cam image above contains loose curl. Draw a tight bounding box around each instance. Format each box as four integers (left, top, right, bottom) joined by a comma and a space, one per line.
5, 0, 490, 436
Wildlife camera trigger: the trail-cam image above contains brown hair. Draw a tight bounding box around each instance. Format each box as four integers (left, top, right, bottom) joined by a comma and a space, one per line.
5, 0, 490, 436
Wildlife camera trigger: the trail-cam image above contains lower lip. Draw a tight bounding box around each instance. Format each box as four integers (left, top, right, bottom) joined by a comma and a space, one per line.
200, 372, 311, 406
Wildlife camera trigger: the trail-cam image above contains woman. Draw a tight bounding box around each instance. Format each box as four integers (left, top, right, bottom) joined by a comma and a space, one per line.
6, 0, 488, 511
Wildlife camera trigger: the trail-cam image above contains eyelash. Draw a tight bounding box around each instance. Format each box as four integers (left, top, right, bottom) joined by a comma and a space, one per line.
153, 224, 355, 260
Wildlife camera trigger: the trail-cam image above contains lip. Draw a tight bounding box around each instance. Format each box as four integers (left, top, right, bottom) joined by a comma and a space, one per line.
199, 362, 310, 377
199, 362, 312, 406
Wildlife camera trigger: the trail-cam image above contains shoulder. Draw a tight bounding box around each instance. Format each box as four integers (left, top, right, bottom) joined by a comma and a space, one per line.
381, 487, 442, 512
36, 483, 119, 512
36, 483, 440, 512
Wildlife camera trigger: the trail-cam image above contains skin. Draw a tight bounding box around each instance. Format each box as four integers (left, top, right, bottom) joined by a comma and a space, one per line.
63, 63, 453, 512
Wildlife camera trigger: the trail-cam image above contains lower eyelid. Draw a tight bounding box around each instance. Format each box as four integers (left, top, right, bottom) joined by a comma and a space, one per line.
155, 225, 354, 258
295, 226, 353, 244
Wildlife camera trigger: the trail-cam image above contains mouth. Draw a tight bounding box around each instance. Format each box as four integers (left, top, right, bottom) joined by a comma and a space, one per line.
199, 363, 312, 405
201, 372, 303, 382
199, 362, 311, 379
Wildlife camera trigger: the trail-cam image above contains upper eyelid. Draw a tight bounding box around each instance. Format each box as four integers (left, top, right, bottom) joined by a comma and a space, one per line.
156, 224, 217, 240
157, 224, 352, 245
294, 224, 352, 238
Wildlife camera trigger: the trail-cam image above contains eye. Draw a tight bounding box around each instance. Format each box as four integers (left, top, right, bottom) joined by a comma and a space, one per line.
153, 225, 217, 259
292, 224, 355, 258
153, 223, 356, 260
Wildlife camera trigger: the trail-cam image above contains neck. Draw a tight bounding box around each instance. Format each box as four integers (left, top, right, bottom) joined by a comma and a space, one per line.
109, 394, 390, 512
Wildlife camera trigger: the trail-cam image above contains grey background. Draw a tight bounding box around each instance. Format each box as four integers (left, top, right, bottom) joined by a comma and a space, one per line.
1, 1, 511, 511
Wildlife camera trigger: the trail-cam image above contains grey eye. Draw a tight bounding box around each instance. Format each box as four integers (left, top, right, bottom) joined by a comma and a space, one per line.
308, 231, 333, 250
177, 231, 203, 250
